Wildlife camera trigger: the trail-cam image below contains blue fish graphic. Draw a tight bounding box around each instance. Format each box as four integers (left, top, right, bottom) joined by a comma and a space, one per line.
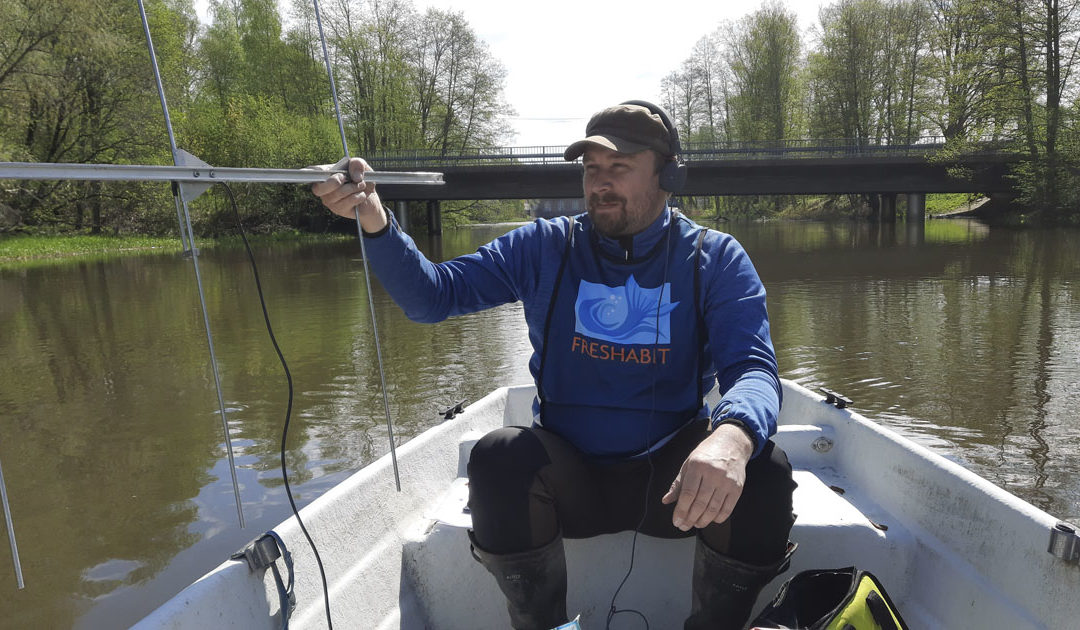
575, 276, 679, 344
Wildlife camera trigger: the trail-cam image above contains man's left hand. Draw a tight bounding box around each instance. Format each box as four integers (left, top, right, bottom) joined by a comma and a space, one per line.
661, 424, 754, 531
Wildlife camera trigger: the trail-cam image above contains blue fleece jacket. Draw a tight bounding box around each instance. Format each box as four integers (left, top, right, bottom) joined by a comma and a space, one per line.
361, 208, 780, 459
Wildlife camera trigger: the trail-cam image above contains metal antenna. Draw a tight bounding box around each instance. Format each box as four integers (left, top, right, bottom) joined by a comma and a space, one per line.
0, 453, 24, 589
136, 0, 245, 528
312, 0, 402, 491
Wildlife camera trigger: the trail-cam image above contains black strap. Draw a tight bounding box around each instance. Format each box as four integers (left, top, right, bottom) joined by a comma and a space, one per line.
536, 216, 575, 415
866, 590, 899, 630
692, 227, 707, 406
231, 531, 295, 629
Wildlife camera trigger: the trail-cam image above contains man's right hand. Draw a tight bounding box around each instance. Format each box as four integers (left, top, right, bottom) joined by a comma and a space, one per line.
310, 157, 388, 233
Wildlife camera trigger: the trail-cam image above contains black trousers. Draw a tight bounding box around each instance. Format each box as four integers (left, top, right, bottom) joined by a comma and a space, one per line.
467, 418, 796, 565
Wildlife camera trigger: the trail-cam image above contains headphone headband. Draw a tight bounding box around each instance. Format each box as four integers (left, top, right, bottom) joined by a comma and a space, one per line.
619, 100, 687, 193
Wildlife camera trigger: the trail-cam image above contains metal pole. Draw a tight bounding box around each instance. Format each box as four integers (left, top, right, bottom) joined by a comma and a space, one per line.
0, 162, 444, 186
0, 454, 24, 589
312, 0, 401, 492
136, 0, 245, 528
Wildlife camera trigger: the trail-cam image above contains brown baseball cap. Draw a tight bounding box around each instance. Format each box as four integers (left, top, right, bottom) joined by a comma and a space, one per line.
563, 104, 673, 161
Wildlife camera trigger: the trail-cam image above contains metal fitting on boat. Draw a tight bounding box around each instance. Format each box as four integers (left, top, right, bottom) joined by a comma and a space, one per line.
812, 436, 834, 453
1048, 522, 1080, 564
818, 387, 853, 409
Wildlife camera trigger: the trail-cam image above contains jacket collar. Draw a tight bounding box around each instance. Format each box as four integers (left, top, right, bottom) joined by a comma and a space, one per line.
587, 204, 672, 263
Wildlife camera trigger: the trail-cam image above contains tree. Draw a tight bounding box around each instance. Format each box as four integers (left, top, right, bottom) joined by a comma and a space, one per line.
724, 1, 803, 143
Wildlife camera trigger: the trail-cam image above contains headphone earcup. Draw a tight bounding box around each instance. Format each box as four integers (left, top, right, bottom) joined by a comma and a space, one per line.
659, 161, 687, 193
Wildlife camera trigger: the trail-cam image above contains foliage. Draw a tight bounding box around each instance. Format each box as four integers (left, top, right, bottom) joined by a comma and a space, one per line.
0, 0, 513, 235
661, 0, 1080, 223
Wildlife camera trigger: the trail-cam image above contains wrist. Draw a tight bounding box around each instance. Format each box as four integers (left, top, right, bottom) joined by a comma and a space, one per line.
711, 418, 756, 454
360, 204, 391, 236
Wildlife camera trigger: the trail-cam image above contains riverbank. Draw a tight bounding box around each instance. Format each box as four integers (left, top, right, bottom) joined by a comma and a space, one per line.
0, 232, 351, 267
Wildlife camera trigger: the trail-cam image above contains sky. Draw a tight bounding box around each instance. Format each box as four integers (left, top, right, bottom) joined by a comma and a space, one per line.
193, 0, 827, 147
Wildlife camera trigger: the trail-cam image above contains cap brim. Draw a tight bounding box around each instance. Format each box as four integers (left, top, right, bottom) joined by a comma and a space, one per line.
563, 135, 651, 161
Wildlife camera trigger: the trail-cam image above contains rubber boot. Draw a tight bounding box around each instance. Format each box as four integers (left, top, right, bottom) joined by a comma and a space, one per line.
468, 531, 569, 630
684, 537, 797, 630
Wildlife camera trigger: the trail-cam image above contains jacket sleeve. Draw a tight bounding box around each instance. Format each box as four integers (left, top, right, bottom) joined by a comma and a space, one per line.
359, 216, 549, 323
701, 231, 781, 459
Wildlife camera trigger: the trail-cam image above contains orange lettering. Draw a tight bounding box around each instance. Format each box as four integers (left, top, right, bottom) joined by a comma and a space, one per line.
625, 348, 638, 363
657, 348, 669, 364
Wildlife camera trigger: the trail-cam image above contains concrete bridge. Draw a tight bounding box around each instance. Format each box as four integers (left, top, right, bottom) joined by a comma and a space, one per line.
367, 138, 1019, 232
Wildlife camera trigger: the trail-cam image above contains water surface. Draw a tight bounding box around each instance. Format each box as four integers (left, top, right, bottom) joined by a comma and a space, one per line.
0, 219, 1077, 628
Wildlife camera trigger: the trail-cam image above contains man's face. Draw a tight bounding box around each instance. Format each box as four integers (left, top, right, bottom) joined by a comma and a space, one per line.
582, 146, 667, 238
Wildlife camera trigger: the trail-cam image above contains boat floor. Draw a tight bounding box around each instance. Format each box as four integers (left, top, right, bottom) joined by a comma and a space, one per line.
393, 428, 944, 629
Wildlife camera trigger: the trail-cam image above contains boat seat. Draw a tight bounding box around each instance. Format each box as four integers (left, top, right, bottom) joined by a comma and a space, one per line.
398, 427, 919, 629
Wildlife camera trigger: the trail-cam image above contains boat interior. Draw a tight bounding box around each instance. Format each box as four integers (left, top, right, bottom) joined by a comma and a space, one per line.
135, 381, 1080, 629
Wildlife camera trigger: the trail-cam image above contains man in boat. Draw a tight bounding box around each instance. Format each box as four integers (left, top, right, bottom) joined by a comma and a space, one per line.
313, 102, 796, 630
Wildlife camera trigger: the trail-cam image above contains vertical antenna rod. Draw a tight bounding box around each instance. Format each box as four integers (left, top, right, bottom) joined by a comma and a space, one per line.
136, 0, 245, 527
312, 0, 401, 491
0, 453, 24, 589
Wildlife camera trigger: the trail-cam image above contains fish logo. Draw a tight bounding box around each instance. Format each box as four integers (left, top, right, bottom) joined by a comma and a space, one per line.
574, 275, 679, 344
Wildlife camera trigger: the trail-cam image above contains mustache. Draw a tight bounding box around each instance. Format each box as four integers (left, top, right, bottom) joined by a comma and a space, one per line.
587, 193, 626, 209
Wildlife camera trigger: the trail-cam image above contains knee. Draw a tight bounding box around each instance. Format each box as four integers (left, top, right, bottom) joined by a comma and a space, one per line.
468, 426, 551, 486
745, 441, 796, 498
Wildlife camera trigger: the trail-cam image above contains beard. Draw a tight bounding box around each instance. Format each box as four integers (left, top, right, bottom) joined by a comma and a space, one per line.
587, 189, 666, 238
586, 192, 630, 237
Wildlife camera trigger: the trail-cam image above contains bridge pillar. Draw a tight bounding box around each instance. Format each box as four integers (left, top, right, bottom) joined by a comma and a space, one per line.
394, 201, 409, 233
880, 193, 897, 223
427, 200, 442, 236
906, 193, 926, 222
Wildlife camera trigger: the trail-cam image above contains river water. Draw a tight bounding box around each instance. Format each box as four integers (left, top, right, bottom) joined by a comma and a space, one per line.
1, 219, 1078, 628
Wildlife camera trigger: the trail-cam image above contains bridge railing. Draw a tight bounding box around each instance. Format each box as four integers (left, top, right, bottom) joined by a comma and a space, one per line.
682, 137, 948, 159
367, 146, 571, 168
364, 136, 992, 168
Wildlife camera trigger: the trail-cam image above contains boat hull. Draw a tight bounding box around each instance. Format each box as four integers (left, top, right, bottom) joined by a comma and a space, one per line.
134, 380, 1080, 629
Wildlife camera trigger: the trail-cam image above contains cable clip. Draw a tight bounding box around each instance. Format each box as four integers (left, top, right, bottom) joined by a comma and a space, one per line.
819, 387, 853, 409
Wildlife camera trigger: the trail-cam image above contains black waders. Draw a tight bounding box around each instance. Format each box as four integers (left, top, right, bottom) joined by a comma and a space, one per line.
469, 531, 569, 630
684, 537, 797, 630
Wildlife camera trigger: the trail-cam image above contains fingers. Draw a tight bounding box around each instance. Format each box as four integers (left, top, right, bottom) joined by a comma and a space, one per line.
310, 158, 378, 219
348, 157, 372, 183
671, 471, 702, 531
310, 172, 349, 198
668, 454, 745, 531
673, 480, 735, 531
311, 158, 369, 194
661, 473, 681, 505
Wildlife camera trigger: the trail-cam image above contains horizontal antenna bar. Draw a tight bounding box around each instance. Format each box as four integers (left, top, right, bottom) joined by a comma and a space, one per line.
0, 162, 443, 186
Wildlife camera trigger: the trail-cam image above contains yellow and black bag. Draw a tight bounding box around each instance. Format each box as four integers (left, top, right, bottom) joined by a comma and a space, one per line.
749, 566, 908, 630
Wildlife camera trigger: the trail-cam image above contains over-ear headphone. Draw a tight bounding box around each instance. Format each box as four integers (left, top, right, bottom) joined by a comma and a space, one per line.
620, 99, 687, 193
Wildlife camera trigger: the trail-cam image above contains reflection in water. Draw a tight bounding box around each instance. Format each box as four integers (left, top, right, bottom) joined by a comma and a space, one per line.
0, 220, 1078, 628
737, 221, 1080, 520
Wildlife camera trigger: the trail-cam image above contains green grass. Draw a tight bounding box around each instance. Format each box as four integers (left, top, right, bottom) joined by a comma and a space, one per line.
925, 193, 983, 214
0, 232, 351, 268
0, 234, 182, 262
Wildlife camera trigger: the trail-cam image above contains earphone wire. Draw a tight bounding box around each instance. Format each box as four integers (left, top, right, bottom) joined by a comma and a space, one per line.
605, 206, 675, 630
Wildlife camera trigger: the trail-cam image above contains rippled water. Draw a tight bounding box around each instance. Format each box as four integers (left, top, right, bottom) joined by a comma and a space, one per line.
0, 219, 1077, 628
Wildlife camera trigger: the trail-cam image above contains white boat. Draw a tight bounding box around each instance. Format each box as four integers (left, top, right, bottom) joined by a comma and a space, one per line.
134, 379, 1080, 629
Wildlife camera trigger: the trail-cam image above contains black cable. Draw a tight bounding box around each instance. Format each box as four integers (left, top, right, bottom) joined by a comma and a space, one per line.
218, 183, 334, 630
604, 216, 675, 630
